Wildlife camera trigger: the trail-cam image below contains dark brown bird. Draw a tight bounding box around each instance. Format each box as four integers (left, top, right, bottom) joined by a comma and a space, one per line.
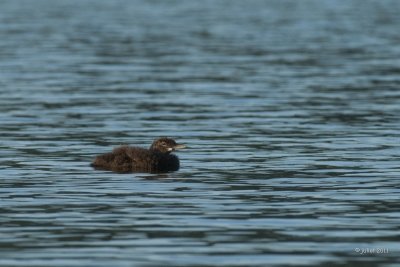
91, 138, 186, 173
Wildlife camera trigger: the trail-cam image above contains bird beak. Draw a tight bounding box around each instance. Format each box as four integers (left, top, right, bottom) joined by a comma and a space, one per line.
173, 144, 186, 150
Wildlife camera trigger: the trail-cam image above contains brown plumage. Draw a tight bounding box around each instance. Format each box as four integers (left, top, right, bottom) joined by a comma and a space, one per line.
91, 138, 186, 173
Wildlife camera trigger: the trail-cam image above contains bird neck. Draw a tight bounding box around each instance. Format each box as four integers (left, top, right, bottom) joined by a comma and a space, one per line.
149, 146, 170, 154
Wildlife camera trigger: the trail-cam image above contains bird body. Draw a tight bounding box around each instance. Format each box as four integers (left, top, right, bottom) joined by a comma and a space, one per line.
91, 138, 185, 173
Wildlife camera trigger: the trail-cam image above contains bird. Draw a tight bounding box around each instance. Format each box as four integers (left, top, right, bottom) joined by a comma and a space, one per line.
91, 137, 186, 173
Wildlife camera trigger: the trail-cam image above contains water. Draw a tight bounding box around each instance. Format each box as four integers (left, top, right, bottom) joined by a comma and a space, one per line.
1, 0, 400, 266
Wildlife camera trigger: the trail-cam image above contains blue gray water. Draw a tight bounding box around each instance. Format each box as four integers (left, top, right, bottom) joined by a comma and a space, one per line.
1, 0, 400, 266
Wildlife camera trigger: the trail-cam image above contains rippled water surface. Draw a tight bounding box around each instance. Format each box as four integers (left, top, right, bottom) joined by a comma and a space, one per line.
1, 0, 400, 266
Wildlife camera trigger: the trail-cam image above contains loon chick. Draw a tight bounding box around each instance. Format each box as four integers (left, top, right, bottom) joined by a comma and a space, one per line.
91, 138, 186, 173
